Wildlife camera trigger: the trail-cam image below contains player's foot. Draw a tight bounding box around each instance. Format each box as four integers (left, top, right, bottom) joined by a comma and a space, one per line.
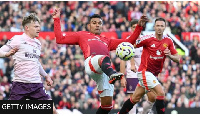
109, 73, 124, 84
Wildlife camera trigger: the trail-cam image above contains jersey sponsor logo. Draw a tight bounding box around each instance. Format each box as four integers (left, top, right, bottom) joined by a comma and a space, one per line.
25, 52, 40, 59
151, 44, 155, 47
150, 55, 164, 60
163, 43, 168, 48
88, 36, 108, 47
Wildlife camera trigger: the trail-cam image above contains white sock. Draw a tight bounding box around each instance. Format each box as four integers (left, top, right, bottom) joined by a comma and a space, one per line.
142, 101, 154, 114
129, 103, 137, 114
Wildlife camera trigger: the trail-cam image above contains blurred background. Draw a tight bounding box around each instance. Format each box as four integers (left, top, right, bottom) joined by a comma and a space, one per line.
0, 1, 200, 114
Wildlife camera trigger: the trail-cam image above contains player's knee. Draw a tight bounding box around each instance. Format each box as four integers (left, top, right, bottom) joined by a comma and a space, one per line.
99, 55, 110, 67
157, 91, 165, 97
131, 96, 140, 103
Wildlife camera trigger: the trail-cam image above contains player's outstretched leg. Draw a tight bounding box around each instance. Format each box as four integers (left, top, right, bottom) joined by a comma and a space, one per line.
142, 91, 156, 114
142, 100, 154, 114
99, 55, 124, 84
118, 86, 145, 114
151, 84, 165, 114
96, 95, 113, 114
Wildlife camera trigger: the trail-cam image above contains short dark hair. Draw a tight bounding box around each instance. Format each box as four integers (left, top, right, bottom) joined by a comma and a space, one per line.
22, 13, 40, 27
130, 19, 138, 27
89, 14, 102, 22
155, 17, 166, 26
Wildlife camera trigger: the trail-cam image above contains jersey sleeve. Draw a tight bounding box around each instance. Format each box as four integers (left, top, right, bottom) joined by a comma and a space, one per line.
109, 25, 143, 51
6, 36, 20, 49
135, 35, 150, 48
168, 38, 178, 55
53, 18, 80, 45
0, 45, 11, 57
39, 62, 48, 77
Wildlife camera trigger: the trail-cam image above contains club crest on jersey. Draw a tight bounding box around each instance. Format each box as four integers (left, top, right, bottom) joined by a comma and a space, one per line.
129, 85, 132, 90
153, 80, 156, 84
156, 50, 162, 55
163, 43, 168, 48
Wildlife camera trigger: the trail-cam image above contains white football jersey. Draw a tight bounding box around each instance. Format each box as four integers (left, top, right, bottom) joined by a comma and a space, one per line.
126, 47, 143, 78
125, 35, 143, 78
6, 33, 42, 83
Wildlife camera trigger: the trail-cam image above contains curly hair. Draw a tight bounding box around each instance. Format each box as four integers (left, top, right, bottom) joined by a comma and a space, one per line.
22, 13, 40, 27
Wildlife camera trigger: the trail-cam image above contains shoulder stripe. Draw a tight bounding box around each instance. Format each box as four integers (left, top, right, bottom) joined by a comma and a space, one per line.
139, 34, 155, 41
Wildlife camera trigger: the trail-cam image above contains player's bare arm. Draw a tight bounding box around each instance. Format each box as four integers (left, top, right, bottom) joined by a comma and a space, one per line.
120, 60, 127, 88
164, 47, 180, 63
0, 46, 18, 57
130, 58, 137, 73
45, 75, 53, 86
5, 48, 18, 57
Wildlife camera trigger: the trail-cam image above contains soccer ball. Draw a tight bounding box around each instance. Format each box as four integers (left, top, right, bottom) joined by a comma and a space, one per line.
116, 42, 135, 61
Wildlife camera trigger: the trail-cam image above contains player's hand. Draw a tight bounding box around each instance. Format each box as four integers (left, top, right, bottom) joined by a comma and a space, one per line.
5, 48, 18, 57
164, 47, 171, 56
52, 8, 61, 19
138, 15, 148, 27
131, 65, 137, 73
46, 76, 53, 86
120, 77, 127, 88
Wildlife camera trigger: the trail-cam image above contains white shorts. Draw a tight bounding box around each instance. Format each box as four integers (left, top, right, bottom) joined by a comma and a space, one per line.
84, 55, 114, 97
137, 71, 160, 92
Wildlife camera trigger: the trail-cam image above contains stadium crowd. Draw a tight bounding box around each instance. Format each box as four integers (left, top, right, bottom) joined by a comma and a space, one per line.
1, 1, 200, 111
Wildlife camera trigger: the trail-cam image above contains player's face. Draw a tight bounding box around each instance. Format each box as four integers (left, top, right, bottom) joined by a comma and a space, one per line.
26, 21, 41, 38
154, 21, 166, 35
88, 18, 103, 35
131, 24, 137, 32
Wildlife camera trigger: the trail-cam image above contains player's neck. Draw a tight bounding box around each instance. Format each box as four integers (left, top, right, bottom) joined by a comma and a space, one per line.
25, 32, 34, 39
155, 34, 163, 40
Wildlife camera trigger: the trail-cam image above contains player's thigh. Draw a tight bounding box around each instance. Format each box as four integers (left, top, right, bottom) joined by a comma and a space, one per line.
131, 85, 145, 102
146, 91, 156, 102
96, 73, 114, 94
150, 84, 165, 96
137, 71, 160, 91
29, 83, 51, 100
9, 82, 27, 100
84, 55, 104, 76
126, 78, 138, 94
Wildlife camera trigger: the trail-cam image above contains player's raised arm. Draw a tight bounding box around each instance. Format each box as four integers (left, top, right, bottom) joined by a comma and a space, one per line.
109, 15, 148, 51
52, 8, 79, 45
164, 40, 180, 63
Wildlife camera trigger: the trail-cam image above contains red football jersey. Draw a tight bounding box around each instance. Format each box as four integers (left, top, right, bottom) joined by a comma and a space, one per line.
54, 18, 143, 59
136, 34, 177, 76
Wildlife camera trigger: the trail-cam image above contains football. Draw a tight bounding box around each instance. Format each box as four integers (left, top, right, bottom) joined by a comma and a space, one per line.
116, 42, 135, 61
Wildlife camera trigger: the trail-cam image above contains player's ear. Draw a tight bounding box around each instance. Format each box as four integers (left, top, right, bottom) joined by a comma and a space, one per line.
24, 25, 29, 31
87, 23, 90, 31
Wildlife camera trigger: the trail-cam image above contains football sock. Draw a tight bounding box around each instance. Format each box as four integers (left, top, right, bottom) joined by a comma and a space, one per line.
156, 96, 165, 114
96, 105, 112, 114
118, 98, 136, 114
100, 56, 116, 77
142, 100, 154, 114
